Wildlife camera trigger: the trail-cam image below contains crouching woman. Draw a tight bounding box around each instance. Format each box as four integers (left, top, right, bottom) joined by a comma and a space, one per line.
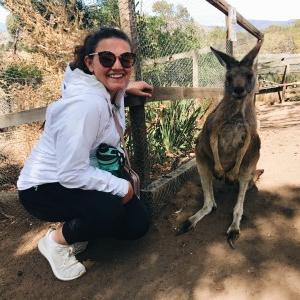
17, 27, 153, 281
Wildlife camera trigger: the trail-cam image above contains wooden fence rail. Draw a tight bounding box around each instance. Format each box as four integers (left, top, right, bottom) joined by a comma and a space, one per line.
0, 88, 223, 187
0, 87, 223, 130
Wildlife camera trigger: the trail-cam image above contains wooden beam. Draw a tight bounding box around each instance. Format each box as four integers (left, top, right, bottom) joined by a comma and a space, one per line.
258, 86, 283, 94
257, 81, 300, 95
259, 54, 300, 63
192, 51, 199, 87
146, 87, 223, 102
206, 0, 264, 40
0, 87, 224, 129
6, 82, 300, 129
0, 107, 46, 129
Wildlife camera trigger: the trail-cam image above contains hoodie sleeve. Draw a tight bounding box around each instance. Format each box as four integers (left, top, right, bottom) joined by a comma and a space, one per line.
52, 97, 129, 197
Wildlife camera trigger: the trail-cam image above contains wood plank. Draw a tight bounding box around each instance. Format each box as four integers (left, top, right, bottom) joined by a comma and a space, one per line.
258, 69, 300, 75
205, 0, 263, 40
146, 87, 223, 102
0, 107, 46, 129
258, 54, 300, 64
258, 82, 300, 94
259, 60, 300, 69
258, 86, 283, 94
282, 65, 290, 101
0, 87, 224, 129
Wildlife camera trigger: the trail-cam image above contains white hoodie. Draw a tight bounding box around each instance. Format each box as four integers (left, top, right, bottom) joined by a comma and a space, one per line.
17, 66, 129, 197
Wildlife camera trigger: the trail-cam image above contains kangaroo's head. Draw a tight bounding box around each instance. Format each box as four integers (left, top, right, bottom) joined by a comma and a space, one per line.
211, 40, 263, 100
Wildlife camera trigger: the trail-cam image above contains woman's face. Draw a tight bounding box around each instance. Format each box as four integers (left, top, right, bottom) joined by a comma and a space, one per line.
85, 37, 133, 97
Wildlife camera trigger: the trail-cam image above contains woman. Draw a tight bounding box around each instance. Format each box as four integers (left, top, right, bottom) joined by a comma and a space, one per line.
17, 27, 153, 281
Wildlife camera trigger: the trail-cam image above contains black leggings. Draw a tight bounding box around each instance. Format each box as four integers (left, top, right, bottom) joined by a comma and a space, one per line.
18, 183, 149, 244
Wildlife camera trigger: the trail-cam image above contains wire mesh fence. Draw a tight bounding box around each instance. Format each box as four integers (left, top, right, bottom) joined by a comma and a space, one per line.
0, 0, 260, 191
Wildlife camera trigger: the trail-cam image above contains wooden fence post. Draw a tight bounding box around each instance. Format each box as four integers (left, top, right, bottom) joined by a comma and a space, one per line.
118, 0, 150, 187
281, 64, 290, 102
226, 5, 236, 56
192, 50, 199, 87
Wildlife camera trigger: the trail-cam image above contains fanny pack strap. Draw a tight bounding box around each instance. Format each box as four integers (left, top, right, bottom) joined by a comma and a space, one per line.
112, 107, 132, 169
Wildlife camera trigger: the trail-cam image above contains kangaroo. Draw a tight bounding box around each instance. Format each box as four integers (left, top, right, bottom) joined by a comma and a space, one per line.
179, 40, 263, 248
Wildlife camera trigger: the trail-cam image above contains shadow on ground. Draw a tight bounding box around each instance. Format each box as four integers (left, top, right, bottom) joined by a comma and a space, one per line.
1, 174, 300, 299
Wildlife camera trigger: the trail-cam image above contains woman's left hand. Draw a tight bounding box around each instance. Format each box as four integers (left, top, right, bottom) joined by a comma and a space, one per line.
126, 81, 153, 98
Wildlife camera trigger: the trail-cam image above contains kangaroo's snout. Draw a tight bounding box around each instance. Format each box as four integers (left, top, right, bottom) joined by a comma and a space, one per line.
232, 86, 247, 98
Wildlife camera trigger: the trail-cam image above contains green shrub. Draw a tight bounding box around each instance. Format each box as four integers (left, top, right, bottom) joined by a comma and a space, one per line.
146, 99, 210, 164
2, 63, 43, 86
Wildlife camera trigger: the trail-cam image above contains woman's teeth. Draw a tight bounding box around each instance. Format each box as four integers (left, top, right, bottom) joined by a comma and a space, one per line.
108, 74, 124, 78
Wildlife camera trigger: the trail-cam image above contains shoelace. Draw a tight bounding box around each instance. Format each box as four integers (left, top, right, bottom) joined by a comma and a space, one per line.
58, 247, 79, 268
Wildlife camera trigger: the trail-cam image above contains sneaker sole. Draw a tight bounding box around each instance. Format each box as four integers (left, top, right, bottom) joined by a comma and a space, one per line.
38, 237, 86, 281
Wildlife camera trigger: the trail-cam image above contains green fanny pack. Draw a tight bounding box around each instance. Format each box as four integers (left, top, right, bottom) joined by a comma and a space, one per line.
96, 143, 125, 177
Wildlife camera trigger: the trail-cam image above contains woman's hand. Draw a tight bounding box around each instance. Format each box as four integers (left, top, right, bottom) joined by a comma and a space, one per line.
121, 181, 134, 204
126, 81, 153, 98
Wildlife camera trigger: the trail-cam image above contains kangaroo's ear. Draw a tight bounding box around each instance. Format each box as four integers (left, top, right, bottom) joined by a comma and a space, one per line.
210, 47, 238, 69
240, 39, 263, 66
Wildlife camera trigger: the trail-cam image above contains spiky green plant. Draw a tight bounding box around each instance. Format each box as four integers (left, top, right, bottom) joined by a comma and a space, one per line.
146, 99, 210, 165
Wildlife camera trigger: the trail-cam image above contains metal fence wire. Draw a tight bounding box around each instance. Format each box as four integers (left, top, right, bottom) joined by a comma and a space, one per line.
0, 0, 258, 191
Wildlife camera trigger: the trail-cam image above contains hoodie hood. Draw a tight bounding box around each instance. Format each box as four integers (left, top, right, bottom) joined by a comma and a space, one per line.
60, 65, 125, 109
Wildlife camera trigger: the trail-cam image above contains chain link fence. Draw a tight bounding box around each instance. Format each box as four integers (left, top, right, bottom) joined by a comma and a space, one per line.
0, 0, 259, 191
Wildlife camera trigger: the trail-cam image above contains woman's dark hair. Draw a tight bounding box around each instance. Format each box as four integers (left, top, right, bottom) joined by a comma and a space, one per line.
71, 27, 132, 74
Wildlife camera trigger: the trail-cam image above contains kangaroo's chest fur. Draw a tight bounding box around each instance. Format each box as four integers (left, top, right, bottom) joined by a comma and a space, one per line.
199, 97, 256, 172
218, 112, 248, 171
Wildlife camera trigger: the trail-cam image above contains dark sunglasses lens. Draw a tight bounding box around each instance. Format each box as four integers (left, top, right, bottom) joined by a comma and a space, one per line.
98, 52, 116, 67
120, 53, 136, 68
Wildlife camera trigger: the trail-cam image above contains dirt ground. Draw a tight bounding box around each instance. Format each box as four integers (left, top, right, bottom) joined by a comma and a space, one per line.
1, 101, 300, 300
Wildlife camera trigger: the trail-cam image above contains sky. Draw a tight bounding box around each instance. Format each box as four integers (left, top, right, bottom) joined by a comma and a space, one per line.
0, 5, 9, 23
140, 0, 300, 26
0, 0, 299, 26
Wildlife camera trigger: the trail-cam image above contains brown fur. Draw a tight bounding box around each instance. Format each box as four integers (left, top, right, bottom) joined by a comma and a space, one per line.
179, 40, 263, 247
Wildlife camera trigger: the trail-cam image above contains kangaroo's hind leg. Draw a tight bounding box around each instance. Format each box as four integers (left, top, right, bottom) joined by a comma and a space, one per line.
178, 159, 216, 234
227, 135, 261, 247
226, 176, 250, 248
227, 157, 259, 247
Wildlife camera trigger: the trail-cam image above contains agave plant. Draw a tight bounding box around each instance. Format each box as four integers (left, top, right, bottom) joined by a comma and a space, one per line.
146, 99, 210, 165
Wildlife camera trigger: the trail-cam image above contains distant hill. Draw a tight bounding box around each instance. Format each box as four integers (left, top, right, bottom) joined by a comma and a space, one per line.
0, 22, 6, 32
202, 19, 298, 32
249, 19, 297, 29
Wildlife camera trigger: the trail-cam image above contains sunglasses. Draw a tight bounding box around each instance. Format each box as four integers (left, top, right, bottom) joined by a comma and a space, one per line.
88, 51, 136, 68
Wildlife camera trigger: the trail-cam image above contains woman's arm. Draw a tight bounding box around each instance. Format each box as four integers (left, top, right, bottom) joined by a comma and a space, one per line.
53, 98, 129, 197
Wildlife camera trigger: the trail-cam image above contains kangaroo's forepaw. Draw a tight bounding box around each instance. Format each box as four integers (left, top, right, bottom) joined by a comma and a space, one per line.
176, 220, 193, 236
213, 167, 225, 180
227, 229, 240, 249
226, 169, 239, 183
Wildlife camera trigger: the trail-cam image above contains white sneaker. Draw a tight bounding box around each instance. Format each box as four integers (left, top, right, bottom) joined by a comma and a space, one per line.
38, 229, 86, 281
72, 241, 88, 255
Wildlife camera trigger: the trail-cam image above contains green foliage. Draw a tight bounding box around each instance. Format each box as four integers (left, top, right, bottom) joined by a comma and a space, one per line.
6, 13, 20, 36
143, 58, 193, 87
137, 2, 204, 60
81, 0, 120, 28
207, 27, 226, 44
2, 63, 42, 85
146, 99, 210, 164
152, 0, 174, 17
